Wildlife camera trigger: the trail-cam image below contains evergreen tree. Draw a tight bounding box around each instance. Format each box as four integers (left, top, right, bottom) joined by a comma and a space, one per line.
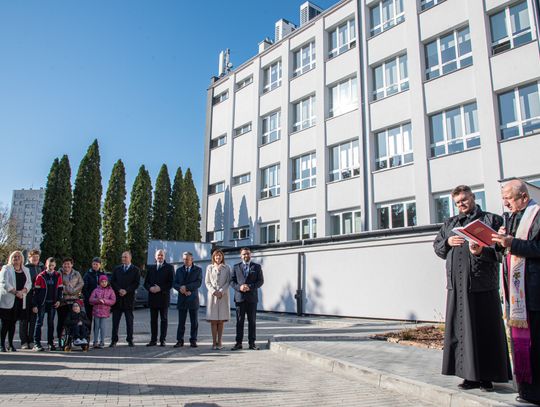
41, 155, 72, 261
168, 166, 184, 241
101, 160, 127, 271
183, 168, 201, 242
71, 139, 102, 271
151, 164, 171, 240
127, 165, 152, 269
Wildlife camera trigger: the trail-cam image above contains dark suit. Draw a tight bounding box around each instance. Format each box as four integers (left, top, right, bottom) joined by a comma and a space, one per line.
110, 264, 140, 343
144, 262, 174, 343
230, 261, 264, 346
173, 264, 202, 343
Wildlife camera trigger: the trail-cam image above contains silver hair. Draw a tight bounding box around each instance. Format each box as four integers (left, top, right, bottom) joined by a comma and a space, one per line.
504, 179, 529, 198
182, 251, 193, 257
155, 249, 166, 255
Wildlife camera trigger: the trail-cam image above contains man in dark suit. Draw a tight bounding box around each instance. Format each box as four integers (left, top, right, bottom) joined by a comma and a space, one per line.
230, 247, 264, 350
110, 251, 140, 347
173, 251, 202, 348
144, 249, 174, 347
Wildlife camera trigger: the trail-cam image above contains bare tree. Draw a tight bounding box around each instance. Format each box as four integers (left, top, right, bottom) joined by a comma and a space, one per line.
0, 204, 21, 265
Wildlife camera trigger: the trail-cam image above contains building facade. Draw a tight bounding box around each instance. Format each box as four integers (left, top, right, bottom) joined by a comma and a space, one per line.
10, 188, 45, 250
202, 0, 540, 246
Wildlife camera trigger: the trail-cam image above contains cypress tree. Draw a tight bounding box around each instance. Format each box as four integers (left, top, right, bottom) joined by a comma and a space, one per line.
41, 155, 72, 261
71, 139, 102, 271
101, 159, 127, 271
127, 165, 152, 269
183, 168, 201, 242
151, 164, 171, 240
168, 166, 184, 241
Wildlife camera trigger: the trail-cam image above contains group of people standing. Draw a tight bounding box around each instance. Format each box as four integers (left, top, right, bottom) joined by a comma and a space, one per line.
435, 179, 540, 405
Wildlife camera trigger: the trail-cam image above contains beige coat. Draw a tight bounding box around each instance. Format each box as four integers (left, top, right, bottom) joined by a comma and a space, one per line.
205, 264, 231, 321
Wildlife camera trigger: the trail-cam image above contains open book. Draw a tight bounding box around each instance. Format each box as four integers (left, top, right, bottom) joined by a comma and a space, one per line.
452, 219, 497, 247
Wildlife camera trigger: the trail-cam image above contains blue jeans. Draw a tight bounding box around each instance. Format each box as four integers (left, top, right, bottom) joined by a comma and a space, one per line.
34, 303, 56, 346
93, 317, 107, 345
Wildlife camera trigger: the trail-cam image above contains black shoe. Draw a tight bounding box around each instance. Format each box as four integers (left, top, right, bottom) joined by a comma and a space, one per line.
109, 342, 117, 348
7, 345, 16, 352
190, 341, 198, 348
0, 346, 6, 352
248, 344, 260, 350
48, 344, 56, 351
146, 341, 157, 347
458, 380, 480, 390
515, 395, 540, 405
33, 344, 44, 352
159, 341, 166, 347
231, 343, 243, 351
480, 381, 493, 392
173, 340, 184, 348
127, 341, 135, 347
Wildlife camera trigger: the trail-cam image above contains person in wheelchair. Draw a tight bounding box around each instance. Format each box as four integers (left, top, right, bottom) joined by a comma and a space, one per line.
65, 302, 91, 347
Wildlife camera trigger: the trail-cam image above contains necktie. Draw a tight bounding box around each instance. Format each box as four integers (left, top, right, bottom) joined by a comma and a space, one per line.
243, 264, 248, 279
124, 265, 127, 273
157, 263, 161, 270
186, 267, 190, 274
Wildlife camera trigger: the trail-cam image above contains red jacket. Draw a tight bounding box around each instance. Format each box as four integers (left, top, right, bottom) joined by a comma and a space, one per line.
33, 270, 63, 307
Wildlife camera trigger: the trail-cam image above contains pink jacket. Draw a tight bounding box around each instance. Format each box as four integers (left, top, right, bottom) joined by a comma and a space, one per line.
89, 286, 116, 318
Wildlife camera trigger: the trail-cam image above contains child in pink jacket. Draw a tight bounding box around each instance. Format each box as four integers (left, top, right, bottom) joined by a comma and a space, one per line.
89, 275, 116, 348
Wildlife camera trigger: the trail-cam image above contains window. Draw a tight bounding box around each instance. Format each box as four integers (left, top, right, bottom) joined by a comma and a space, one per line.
430, 102, 480, 157
236, 75, 253, 91
498, 82, 540, 140
212, 91, 229, 105
206, 230, 224, 242
377, 201, 416, 229
425, 27, 472, 80
490, 1, 532, 55
329, 139, 360, 182
233, 173, 251, 186
435, 190, 485, 222
263, 60, 282, 93
292, 152, 316, 191
370, 0, 404, 36
232, 227, 250, 241
373, 55, 408, 100
234, 122, 252, 137
260, 223, 280, 244
261, 111, 281, 145
329, 19, 356, 58
329, 76, 358, 117
208, 181, 225, 195
260, 164, 280, 199
420, 0, 444, 11
293, 95, 316, 132
293, 42, 316, 77
375, 123, 413, 170
330, 210, 361, 235
292, 217, 317, 240
210, 134, 226, 149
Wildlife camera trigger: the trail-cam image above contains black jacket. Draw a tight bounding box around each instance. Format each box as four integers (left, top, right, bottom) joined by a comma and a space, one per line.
144, 262, 174, 308
65, 310, 91, 330
24, 262, 41, 311
110, 264, 141, 309
173, 264, 202, 310
433, 207, 503, 292
82, 269, 107, 303
230, 261, 264, 303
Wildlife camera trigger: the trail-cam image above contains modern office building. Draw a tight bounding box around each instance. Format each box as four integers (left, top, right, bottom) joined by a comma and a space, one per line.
202, 0, 540, 246
10, 188, 45, 250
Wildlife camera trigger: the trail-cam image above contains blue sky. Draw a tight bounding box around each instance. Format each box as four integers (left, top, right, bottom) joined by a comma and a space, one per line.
0, 0, 337, 208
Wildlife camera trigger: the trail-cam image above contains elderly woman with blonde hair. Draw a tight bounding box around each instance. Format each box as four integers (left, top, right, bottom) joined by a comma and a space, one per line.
0, 251, 32, 351
205, 249, 231, 350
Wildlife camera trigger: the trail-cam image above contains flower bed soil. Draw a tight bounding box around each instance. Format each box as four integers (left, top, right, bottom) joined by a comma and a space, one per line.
372, 325, 444, 350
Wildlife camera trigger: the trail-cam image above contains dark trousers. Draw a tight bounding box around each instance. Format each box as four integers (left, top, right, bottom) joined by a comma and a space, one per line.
519, 310, 540, 402
84, 302, 94, 334
71, 324, 89, 340
235, 301, 257, 345
1, 318, 16, 347
56, 304, 70, 341
34, 303, 56, 346
150, 307, 168, 342
111, 307, 134, 343
177, 308, 198, 342
19, 312, 36, 345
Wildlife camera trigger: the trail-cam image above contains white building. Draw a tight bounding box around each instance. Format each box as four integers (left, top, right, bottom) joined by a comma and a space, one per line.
10, 188, 45, 250
202, 0, 540, 247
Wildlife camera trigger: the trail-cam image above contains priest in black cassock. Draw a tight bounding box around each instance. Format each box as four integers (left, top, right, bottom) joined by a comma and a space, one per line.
433, 185, 511, 392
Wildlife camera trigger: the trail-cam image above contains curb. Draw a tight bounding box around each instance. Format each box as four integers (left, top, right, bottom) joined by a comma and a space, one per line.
269, 340, 512, 407
256, 313, 374, 328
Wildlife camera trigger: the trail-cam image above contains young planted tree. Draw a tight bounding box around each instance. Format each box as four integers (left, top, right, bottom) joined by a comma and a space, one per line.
168, 166, 184, 241
101, 160, 126, 271
151, 164, 171, 240
183, 168, 201, 242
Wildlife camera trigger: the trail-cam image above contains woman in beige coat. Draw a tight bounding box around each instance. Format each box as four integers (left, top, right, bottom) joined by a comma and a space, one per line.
205, 249, 231, 349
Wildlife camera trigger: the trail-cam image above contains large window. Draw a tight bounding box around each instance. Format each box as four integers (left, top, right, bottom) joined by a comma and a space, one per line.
421, 0, 444, 11
293, 41, 316, 77
329, 139, 360, 182
373, 55, 408, 100
329, 76, 358, 117
234, 122, 252, 137
498, 82, 540, 140
260, 164, 280, 199
292, 217, 317, 240
375, 123, 413, 170
208, 181, 225, 195
425, 27, 472, 80
210, 134, 226, 149
490, 1, 532, 55
435, 190, 485, 222
430, 102, 480, 157
212, 91, 229, 105
293, 95, 316, 132
292, 152, 316, 191
263, 60, 282, 93
377, 201, 416, 229
330, 210, 361, 235
232, 173, 251, 186
260, 223, 280, 244
329, 19, 356, 58
232, 227, 250, 241
370, 0, 404, 37
261, 111, 281, 145
206, 230, 224, 243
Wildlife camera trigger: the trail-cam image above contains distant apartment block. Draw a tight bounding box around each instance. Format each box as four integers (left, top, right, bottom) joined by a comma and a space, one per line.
10, 188, 45, 250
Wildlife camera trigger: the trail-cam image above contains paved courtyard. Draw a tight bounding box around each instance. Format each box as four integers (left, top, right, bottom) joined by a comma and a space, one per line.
0, 308, 435, 406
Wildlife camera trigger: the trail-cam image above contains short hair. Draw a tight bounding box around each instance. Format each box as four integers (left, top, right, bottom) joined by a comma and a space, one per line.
8, 251, 24, 265
504, 179, 529, 198
29, 249, 40, 257
451, 185, 473, 197
182, 251, 193, 258
45, 257, 56, 267
122, 251, 132, 257
240, 247, 251, 253
155, 249, 165, 255
212, 249, 225, 265
62, 257, 73, 264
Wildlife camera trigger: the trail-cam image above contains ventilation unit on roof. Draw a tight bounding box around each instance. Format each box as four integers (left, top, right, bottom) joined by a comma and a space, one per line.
300, 1, 323, 26
275, 19, 296, 42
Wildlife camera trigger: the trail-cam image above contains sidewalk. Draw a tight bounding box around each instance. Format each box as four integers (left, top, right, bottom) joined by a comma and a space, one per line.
264, 314, 525, 407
